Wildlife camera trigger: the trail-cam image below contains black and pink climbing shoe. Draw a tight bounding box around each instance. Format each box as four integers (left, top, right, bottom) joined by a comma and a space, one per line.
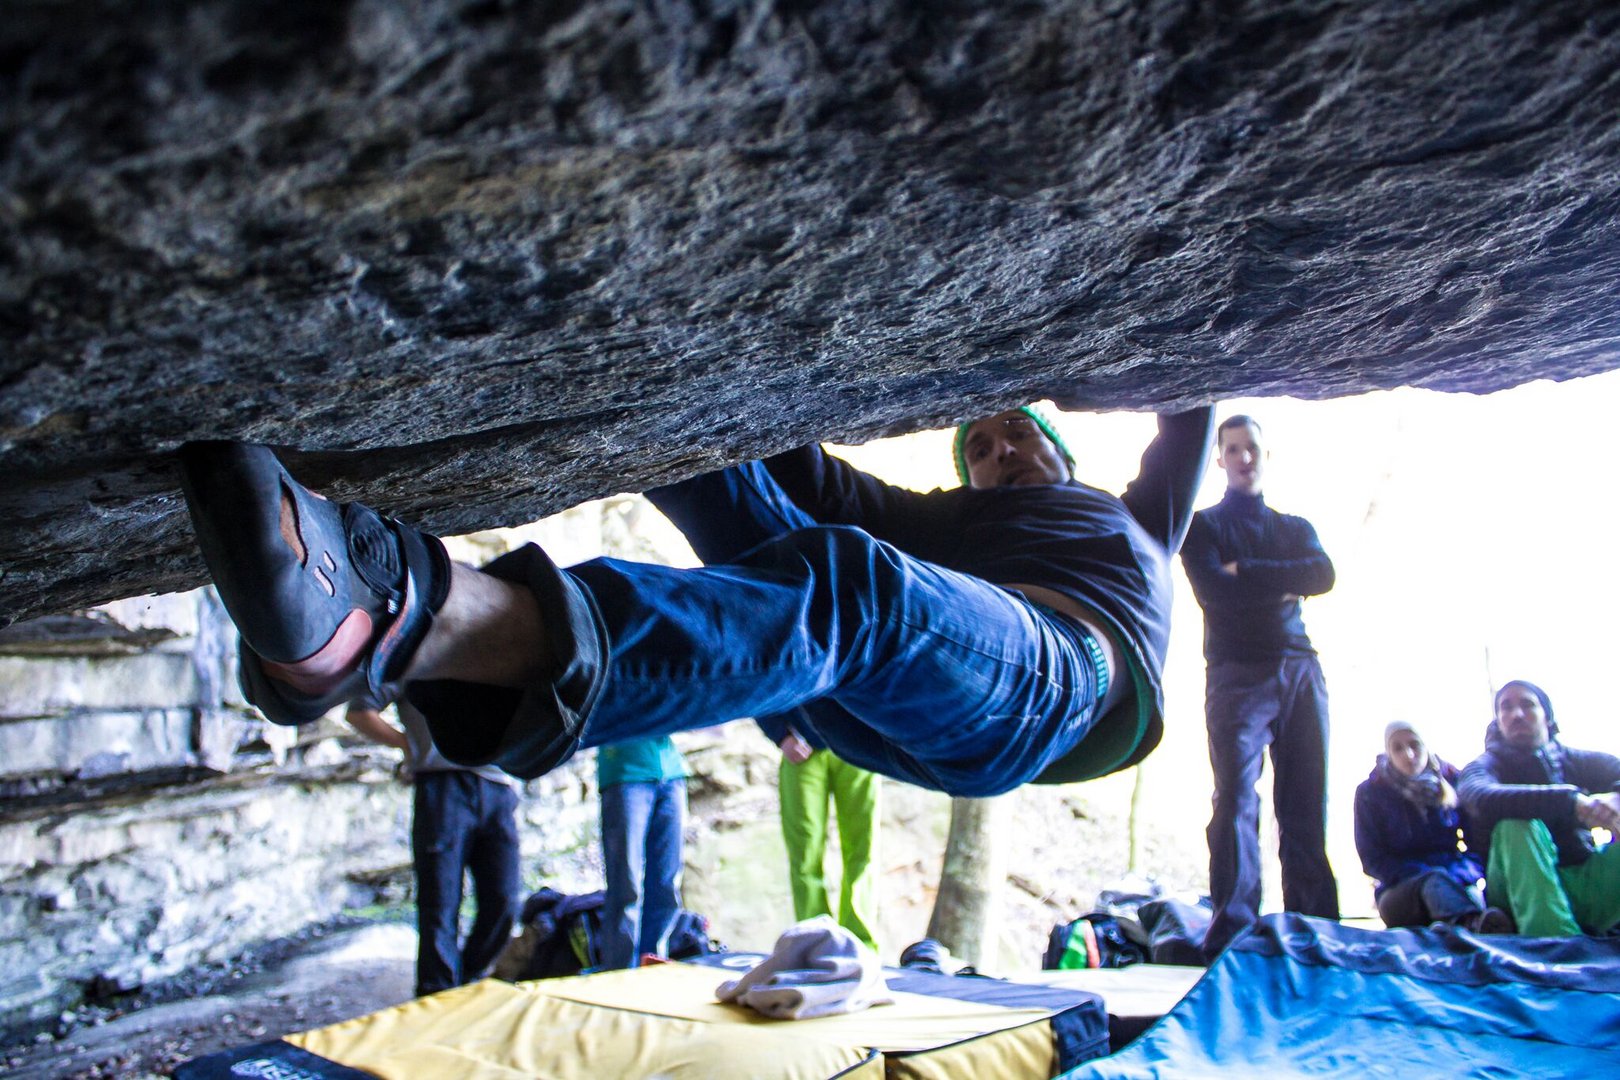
177, 442, 451, 724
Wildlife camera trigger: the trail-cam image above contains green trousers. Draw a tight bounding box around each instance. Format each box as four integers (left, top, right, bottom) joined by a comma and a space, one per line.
779, 749, 881, 950
1487, 818, 1620, 937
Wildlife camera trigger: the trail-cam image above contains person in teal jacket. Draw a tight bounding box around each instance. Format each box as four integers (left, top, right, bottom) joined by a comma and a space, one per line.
757, 716, 880, 950
597, 736, 688, 968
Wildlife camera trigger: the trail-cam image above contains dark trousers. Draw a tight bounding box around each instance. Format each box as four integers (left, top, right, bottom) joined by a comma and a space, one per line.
1203, 654, 1338, 959
1376, 869, 1482, 928
413, 770, 522, 995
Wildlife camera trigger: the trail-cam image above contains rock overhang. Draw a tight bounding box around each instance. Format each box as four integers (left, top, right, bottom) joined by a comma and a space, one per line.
3, 0, 1619, 623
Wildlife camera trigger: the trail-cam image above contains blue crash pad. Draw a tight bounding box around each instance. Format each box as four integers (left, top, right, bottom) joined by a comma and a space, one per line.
1063, 912, 1620, 1078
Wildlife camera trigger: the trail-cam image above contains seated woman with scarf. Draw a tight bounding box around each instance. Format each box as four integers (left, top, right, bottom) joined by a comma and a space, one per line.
1353, 720, 1512, 932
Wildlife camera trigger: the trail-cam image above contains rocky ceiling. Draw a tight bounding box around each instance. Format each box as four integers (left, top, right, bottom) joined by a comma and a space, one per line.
3, 0, 1619, 625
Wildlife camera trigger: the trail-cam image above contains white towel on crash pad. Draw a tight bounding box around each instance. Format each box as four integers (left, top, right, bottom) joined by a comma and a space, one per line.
715, 915, 893, 1020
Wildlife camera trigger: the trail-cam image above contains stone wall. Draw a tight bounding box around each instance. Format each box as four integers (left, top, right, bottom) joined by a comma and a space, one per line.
0, 494, 903, 1034
0, 591, 243, 788
0, 505, 637, 1032
3, 764, 398, 1027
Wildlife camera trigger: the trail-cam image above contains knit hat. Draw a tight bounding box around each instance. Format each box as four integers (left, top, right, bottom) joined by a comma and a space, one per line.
953, 405, 1076, 486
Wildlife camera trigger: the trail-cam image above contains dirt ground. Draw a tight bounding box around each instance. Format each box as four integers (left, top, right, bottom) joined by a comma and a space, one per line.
1, 920, 417, 1080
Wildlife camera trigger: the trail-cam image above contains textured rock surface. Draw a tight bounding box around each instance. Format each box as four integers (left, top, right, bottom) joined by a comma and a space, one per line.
5, 0, 1620, 621
0, 507, 610, 1029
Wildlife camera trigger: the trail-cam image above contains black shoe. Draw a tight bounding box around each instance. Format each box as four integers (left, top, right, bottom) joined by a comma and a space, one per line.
1457, 907, 1516, 935
177, 441, 450, 723
899, 939, 949, 974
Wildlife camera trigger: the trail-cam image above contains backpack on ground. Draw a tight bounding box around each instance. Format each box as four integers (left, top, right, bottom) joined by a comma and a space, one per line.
1135, 896, 1213, 966
665, 909, 723, 961
1042, 913, 1148, 970
497, 888, 723, 981
502, 887, 607, 980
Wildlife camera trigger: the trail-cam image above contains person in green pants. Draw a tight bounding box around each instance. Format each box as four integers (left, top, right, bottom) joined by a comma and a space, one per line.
1458, 680, 1620, 936
759, 716, 881, 951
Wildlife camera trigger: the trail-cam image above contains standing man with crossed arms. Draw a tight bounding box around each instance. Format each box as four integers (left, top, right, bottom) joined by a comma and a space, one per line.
1181, 415, 1339, 960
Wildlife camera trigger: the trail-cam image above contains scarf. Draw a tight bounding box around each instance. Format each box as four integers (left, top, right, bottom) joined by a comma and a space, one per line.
1378, 753, 1458, 811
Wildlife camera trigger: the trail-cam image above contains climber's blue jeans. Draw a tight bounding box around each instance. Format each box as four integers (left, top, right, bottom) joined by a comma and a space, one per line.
411, 461, 1104, 798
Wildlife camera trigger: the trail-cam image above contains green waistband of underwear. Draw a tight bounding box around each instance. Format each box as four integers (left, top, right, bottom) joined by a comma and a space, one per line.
1031, 601, 1109, 704
1078, 623, 1110, 704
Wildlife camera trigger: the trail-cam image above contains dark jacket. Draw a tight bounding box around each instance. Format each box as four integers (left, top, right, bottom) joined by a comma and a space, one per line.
1458, 721, 1620, 868
1353, 758, 1482, 898
1180, 491, 1335, 662
765, 408, 1214, 785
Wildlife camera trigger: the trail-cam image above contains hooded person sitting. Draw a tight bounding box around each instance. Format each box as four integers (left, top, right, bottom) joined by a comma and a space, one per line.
1353, 720, 1509, 932
1458, 680, 1620, 937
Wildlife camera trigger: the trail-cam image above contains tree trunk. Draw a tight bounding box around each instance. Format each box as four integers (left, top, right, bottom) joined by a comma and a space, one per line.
927, 796, 1007, 969
1128, 765, 1146, 873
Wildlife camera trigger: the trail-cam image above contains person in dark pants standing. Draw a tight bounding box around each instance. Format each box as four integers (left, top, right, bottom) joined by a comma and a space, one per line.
347, 699, 523, 996
1181, 415, 1339, 961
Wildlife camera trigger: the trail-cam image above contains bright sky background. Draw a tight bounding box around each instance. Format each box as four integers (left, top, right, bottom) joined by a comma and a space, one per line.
820, 368, 1620, 913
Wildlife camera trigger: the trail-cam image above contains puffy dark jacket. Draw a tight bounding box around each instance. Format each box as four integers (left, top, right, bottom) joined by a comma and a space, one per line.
1458, 722, 1620, 868
1353, 758, 1482, 898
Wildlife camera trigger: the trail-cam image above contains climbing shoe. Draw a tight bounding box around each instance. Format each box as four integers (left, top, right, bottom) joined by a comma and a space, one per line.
177, 441, 451, 723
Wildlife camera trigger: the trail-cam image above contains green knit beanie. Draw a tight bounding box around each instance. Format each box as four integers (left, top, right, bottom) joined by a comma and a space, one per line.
953, 405, 1075, 485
